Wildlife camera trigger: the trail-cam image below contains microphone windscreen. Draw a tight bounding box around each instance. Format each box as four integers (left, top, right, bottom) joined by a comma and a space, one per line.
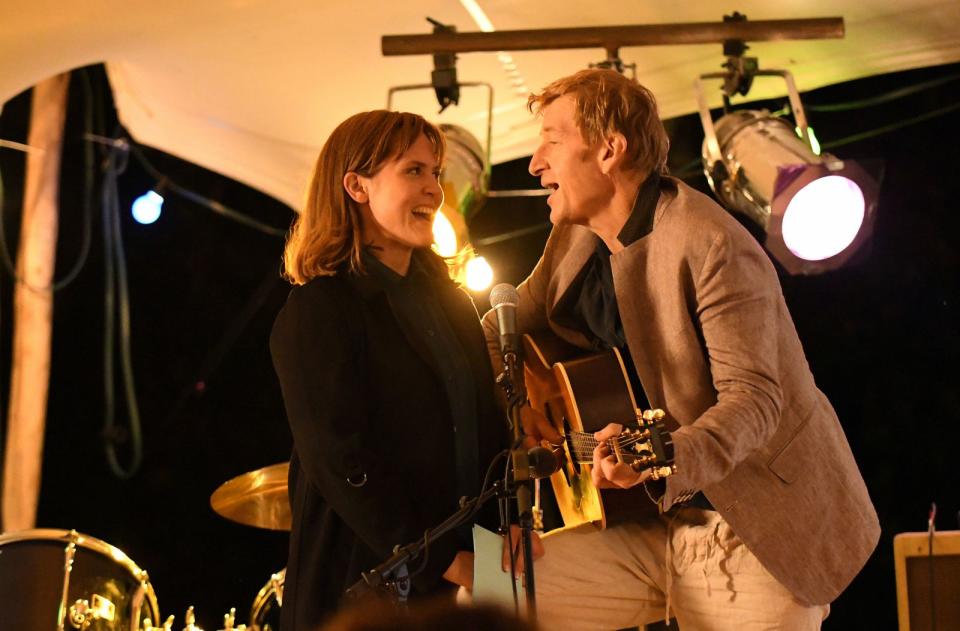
527, 446, 560, 479
489, 283, 519, 309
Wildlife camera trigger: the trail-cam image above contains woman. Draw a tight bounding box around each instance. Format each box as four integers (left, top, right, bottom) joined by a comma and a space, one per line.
270, 110, 507, 630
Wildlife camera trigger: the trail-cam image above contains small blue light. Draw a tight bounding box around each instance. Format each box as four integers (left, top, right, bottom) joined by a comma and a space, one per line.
132, 190, 163, 224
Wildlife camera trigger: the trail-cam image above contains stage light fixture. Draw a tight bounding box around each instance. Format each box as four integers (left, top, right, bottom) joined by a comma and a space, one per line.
697, 70, 878, 275
432, 122, 492, 288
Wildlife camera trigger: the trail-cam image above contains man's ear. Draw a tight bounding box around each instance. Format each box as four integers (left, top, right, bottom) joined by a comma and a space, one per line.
599, 132, 628, 175
343, 172, 368, 203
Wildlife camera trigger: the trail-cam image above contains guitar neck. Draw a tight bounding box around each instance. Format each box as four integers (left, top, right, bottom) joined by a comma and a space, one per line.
565, 431, 643, 464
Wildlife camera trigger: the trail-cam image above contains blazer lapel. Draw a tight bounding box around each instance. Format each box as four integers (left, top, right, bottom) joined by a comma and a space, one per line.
610, 241, 662, 412
610, 184, 680, 428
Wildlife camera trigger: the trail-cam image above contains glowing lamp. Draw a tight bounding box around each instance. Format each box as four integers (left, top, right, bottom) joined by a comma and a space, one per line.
464, 256, 493, 292
702, 110, 877, 275
131, 190, 163, 225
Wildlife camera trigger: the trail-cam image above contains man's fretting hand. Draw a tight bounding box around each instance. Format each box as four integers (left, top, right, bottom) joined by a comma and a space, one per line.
591, 423, 652, 489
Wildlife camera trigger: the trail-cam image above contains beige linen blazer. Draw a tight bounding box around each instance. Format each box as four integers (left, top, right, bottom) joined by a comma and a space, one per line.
482, 177, 880, 605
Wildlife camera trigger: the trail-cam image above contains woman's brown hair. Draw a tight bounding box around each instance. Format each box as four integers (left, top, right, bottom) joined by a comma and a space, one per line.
283, 111, 446, 285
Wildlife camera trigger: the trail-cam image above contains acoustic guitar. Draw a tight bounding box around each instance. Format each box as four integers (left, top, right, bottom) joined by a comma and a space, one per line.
523, 331, 676, 530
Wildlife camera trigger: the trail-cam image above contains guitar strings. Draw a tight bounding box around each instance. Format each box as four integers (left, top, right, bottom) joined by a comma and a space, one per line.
564, 431, 654, 461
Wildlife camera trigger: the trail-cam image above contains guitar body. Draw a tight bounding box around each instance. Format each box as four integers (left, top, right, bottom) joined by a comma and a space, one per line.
523, 332, 663, 530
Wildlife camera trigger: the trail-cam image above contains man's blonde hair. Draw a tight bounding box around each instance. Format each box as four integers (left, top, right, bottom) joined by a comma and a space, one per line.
528, 69, 669, 176
283, 110, 445, 285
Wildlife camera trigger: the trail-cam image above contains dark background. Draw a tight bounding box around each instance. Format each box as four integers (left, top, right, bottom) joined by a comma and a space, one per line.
0, 61, 958, 629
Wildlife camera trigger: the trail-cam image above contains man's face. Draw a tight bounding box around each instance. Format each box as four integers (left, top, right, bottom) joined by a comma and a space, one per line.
528, 95, 609, 226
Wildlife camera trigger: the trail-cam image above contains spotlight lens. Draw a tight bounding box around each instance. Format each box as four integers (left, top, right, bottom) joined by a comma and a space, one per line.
465, 256, 494, 292
132, 190, 164, 225
782, 176, 865, 261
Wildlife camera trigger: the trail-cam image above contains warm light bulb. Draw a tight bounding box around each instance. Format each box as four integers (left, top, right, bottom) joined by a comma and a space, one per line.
132, 190, 163, 224
782, 176, 865, 261
432, 210, 458, 257
465, 256, 494, 291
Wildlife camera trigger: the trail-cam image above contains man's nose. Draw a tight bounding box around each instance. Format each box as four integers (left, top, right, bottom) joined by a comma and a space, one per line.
529, 149, 545, 177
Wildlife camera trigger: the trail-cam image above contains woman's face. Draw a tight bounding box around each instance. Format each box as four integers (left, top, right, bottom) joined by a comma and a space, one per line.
356, 134, 444, 267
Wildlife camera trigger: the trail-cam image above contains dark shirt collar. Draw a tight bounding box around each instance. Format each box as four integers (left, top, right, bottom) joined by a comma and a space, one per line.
616, 171, 661, 248
349, 248, 432, 298
361, 248, 409, 287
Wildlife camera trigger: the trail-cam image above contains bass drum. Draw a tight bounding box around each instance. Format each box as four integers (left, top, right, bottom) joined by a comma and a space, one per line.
248, 568, 285, 631
0, 529, 160, 630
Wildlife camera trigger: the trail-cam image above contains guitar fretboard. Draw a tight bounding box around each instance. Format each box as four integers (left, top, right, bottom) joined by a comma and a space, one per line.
566, 430, 650, 464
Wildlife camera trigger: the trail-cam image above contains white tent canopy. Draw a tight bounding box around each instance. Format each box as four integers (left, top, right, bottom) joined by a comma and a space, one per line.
2, 0, 959, 209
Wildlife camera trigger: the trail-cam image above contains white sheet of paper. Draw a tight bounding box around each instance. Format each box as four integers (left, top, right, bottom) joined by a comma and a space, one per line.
472, 524, 523, 607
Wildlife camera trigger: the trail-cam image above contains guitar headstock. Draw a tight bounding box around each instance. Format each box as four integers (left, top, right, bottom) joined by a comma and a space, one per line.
613, 408, 677, 480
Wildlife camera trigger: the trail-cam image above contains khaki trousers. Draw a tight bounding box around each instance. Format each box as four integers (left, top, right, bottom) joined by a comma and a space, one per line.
532, 508, 829, 631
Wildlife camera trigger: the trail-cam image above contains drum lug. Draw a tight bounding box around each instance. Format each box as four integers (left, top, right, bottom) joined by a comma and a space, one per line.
68, 594, 116, 629
218, 607, 247, 631
141, 614, 175, 631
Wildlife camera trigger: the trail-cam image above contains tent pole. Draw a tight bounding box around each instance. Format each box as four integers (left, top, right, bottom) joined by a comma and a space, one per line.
2, 73, 69, 532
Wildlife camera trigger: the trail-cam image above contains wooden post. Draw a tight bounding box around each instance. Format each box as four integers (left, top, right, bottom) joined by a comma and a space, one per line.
2, 73, 69, 532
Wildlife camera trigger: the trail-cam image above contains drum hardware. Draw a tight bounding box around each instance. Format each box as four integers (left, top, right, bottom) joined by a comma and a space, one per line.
144, 605, 205, 631
183, 606, 203, 631
209, 466, 288, 630
247, 568, 285, 631
141, 615, 175, 631
0, 528, 160, 630
59, 533, 79, 630
209, 462, 291, 531
218, 607, 247, 630
142, 604, 258, 631
69, 593, 117, 629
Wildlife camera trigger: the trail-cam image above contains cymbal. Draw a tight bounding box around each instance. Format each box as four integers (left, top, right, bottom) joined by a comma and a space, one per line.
210, 462, 291, 531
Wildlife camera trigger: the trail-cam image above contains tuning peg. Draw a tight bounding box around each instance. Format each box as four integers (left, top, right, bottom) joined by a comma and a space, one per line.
639, 408, 662, 422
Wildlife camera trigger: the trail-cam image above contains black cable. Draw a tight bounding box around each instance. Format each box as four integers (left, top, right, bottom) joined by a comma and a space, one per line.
127, 143, 288, 238
673, 99, 960, 183
100, 135, 143, 479
143, 264, 283, 458
0, 71, 97, 293
408, 449, 509, 580
820, 101, 960, 151
805, 73, 960, 113
503, 447, 519, 608
473, 223, 552, 247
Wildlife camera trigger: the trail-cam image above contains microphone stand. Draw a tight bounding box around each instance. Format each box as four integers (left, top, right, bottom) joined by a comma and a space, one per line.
345, 481, 504, 604
348, 330, 539, 615
497, 349, 538, 619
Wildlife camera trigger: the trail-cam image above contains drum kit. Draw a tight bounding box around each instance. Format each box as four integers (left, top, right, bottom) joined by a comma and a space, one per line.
0, 463, 291, 631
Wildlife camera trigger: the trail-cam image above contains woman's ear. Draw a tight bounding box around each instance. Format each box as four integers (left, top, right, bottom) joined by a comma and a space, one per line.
599, 132, 628, 175
343, 172, 368, 203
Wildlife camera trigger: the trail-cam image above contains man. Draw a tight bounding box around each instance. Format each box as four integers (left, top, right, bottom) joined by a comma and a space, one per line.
481, 69, 879, 630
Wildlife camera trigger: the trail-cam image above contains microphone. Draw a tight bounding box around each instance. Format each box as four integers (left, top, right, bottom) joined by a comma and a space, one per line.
527, 445, 560, 479
489, 283, 520, 357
